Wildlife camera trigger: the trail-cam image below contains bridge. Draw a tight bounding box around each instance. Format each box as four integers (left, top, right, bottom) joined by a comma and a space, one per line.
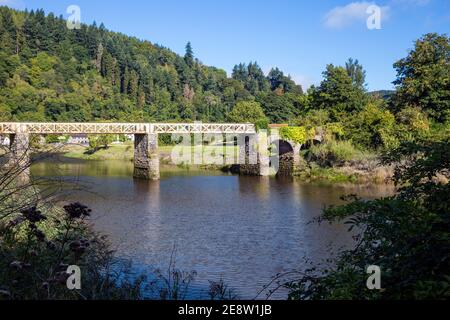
0, 122, 266, 180
0, 122, 256, 135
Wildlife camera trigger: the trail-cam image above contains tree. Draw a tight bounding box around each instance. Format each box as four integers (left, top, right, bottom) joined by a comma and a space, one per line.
184, 41, 194, 67
231, 63, 248, 82
311, 64, 368, 120
232, 62, 270, 95
345, 102, 398, 149
345, 58, 366, 90
227, 101, 267, 124
391, 33, 449, 122
88, 134, 114, 150
0, 52, 19, 86
257, 92, 300, 123
267, 67, 303, 94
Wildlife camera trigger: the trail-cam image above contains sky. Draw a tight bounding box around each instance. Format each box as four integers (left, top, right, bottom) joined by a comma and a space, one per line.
1, 0, 449, 91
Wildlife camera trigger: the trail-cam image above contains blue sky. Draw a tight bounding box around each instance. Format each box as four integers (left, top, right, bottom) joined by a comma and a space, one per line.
1, 0, 449, 91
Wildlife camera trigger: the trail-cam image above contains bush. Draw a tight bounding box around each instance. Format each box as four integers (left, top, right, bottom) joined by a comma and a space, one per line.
88, 134, 114, 150
0, 203, 146, 300
395, 107, 430, 142
280, 126, 314, 144
308, 140, 361, 166
227, 101, 267, 124
285, 139, 450, 300
45, 134, 60, 144
345, 103, 397, 149
255, 118, 269, 131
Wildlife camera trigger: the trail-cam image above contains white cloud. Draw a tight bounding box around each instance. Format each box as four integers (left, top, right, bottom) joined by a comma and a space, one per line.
323, 2, 390, 29
0, 0, 25, 10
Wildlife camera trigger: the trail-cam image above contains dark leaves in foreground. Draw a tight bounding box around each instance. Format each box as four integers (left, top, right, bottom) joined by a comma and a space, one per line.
63, 202, 91, 219
20, 207, 47, 223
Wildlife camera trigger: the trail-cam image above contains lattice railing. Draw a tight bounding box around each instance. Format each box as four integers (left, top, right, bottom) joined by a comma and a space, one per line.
0, 122, 256, 134
0, 123, 149, 134
152, 123, 255, 134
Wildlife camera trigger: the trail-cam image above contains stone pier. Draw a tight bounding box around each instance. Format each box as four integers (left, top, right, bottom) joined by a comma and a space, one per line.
292, 143, 302, 176
276, 140, 302, 177
133, 133, 160, 180
8, 133, 31, 184
239, 134, 270, 176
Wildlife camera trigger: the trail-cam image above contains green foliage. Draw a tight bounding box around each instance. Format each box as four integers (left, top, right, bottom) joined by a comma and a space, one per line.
345, 58, 366, 90
345, 102, 398, 149
0, 201, 147, 299
286, 138, 450, 300
0, 51, 19, 86
254, 118, 269, 131
311, 63, 368, 121
257, 92, 304, 123
184, 42, 194, 67
295, 109, 330, 128
308, 139, 361, 166
267, 67, 303, 94
88, 134, 114, 150
44, 134, 60, 144
392, 33, 449, 122
227, 101, 267, 124
323, 122, 345, 139
0, 7, 304, 124
280, 126, 314, 145
395, 106, 430, 142
232, 62, 270, 95
302, 163, 358, 183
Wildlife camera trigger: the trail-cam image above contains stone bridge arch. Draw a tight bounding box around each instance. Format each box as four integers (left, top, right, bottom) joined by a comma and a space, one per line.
272, 139, 302, 177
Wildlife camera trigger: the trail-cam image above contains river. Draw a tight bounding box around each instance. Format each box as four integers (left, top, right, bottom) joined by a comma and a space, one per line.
31, 157, 395, 299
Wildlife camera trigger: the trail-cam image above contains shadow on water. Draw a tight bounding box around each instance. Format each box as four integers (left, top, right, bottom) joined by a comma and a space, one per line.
31, 157, 395, 299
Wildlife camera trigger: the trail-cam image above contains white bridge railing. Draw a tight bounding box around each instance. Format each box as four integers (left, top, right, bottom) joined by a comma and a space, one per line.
0, 122, 256, 134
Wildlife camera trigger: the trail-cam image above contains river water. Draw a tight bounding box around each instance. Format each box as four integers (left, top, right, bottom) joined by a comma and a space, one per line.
31, 157, 394, 299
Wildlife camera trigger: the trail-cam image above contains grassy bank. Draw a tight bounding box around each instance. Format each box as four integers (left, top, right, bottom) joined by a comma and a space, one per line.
47, 142, 393, 184
294, 163, 394, 184
63, 143, 239, 162
64, 143, 134, 161
294, 140, 394, 184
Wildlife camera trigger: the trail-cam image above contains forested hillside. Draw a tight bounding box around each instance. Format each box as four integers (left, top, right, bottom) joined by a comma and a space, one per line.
0, 6, 448, 152
0, 6, 304, 123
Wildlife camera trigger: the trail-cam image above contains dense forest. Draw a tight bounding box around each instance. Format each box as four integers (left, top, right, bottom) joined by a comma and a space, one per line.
0, 6, 305, 123
1, 7, 448, 153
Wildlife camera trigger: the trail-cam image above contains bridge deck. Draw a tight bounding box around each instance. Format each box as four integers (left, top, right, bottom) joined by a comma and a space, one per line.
0, 122, 256, 134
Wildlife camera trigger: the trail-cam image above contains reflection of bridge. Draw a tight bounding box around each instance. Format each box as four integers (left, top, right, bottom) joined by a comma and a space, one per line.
1, 122, 266, 180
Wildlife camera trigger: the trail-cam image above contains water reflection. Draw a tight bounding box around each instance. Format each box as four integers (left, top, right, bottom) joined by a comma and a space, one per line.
31, 157, 395, 299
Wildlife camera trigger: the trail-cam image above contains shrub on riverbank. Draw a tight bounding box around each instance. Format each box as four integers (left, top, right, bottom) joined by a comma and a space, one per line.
307, 140, 363, 166
295, 139, 391, 183
284, 138, 450, 300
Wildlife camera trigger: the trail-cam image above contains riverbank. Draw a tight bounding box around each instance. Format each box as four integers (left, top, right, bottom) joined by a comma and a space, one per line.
35, 143, 394, 183
61, 143, 238, 171
64, 143, 134, 161
294, 157, 394, 184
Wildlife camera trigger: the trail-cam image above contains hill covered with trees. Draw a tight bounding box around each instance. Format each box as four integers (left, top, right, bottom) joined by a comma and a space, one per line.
0, 6, 448, 154
0, 6, 304, 124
